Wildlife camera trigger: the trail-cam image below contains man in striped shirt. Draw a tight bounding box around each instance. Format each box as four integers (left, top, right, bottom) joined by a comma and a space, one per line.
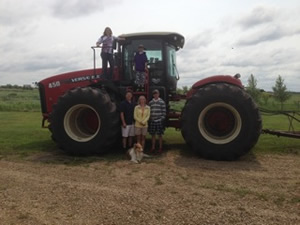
148, 89, 166, 153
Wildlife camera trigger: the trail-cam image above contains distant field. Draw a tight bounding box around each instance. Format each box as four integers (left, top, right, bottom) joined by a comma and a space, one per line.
0, 88, 40, 112
259, 92, 300, 111
170, 93, 300, 112
1, 87, 299, 112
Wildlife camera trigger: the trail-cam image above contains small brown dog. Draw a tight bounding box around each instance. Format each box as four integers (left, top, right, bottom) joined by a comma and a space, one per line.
127, 143, 150, 163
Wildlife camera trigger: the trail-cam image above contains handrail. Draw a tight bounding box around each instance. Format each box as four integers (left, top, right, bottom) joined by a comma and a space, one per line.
91, 46, 102, 77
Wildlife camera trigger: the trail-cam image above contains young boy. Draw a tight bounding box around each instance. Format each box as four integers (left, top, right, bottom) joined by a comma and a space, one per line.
148, 89, 166, 153
134, 44, 148, 91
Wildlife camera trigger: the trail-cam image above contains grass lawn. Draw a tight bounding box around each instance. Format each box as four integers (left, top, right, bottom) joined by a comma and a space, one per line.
254, 114, 300, 154
260, 92, 300, 111
0, 111, 299, 158
0, 112, 56, 157
0, 88, 40, 112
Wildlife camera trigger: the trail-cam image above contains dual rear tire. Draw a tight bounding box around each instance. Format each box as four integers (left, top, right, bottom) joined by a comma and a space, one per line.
181, 83, 262, 160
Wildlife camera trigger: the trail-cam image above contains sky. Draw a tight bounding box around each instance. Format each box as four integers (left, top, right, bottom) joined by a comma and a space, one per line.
0, 0, 300, 91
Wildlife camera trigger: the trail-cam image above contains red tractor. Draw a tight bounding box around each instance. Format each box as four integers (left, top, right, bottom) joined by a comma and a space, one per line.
38, 32, 261, 160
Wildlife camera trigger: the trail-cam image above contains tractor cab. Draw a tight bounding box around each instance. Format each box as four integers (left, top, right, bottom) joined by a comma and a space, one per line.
118, 32, 184, 99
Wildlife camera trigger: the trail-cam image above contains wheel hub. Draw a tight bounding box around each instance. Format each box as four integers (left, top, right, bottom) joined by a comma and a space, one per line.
198, 102, 242, 144
64, 104, 100, 142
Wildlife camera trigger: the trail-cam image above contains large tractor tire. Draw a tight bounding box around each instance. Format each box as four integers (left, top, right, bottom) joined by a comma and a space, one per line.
181, 83, 261, 160
50, 87, 120, 155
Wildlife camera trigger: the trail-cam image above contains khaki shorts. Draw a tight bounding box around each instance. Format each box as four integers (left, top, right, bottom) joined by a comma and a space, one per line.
135, 127, 148, 136
121, 125, 135, 137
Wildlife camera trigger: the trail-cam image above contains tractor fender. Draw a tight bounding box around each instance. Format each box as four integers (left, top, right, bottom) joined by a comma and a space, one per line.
186, 75, 243, 98
89, 81, 123, 105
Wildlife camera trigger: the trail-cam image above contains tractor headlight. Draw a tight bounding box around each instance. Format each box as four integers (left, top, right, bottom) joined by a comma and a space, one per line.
152, 78, 161, 84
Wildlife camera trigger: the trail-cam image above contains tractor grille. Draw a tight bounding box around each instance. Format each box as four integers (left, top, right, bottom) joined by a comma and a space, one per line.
38, 83, 47, 114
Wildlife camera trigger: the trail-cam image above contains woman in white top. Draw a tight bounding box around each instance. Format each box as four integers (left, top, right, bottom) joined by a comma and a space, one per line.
96, 27, 118, 80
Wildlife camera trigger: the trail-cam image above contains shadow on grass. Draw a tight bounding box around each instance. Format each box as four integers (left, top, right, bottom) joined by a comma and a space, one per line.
11, 138, 262, 170
21, 141, 127, 166
165, 142, 263, 172
20, 139, 162, 166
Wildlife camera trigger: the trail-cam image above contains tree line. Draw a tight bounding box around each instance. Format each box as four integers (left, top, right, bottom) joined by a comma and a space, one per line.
246, 74, 292, 110
0, 84, 35, 90
177, 74, 297, 111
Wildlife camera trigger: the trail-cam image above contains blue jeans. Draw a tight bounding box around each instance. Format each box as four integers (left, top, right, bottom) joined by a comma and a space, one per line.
101, 52, 114, 80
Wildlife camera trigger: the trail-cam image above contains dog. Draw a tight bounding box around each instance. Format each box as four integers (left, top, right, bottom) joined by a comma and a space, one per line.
127, 143, 151, 163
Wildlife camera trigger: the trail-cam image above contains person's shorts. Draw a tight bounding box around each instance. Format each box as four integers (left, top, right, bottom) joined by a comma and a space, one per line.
148, 120, 165, 135
135, 71, 146, 86
135, 126, 148, 136
121, 125, 135, 137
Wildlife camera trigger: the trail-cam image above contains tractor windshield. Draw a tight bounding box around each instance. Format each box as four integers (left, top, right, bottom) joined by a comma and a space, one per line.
123, 39, 163, 82
166, 45, 179, 80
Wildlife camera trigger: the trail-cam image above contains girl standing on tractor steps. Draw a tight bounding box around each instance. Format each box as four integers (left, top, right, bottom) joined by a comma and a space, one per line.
134, 95, 150, 149
96, 27, 123, 80
134, 44, 148, 91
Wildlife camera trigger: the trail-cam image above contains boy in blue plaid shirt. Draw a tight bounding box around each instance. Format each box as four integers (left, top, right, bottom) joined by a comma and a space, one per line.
148, 89, 166, 153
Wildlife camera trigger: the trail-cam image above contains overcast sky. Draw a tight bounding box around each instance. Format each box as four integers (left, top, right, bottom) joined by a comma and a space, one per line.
0, 0, 299, 91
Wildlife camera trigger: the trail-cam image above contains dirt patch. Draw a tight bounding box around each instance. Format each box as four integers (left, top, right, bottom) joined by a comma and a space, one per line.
0, 151, 299, 225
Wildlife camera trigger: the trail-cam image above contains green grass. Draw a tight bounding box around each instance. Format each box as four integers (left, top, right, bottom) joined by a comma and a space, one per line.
258, 92, 300, 111
0, 112, 299, 159
254, 114, 300, 154
0, 112, 55, 157
0, 88, 41, 112
170, 100, 185, 112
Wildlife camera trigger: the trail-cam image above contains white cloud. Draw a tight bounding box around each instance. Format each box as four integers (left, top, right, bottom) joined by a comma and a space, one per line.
238, 5, 276, 29
50, 0, 121, 19
0, 0, 45, 25
0, 0, 299, 92
177, 3, 300, 91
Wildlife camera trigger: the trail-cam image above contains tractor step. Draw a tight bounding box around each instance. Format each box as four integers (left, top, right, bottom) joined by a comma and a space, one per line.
133, 91, 147, 94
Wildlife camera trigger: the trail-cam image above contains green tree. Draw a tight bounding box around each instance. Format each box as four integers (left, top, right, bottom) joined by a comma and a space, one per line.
261, 92, 271, 106
246, 74, 260, 103
182, 86, 190, 94
272, 75, 291, 110
177, 86, 190, 95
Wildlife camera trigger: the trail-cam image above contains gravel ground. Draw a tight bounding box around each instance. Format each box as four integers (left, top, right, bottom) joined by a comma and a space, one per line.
0, 150, 299, 225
